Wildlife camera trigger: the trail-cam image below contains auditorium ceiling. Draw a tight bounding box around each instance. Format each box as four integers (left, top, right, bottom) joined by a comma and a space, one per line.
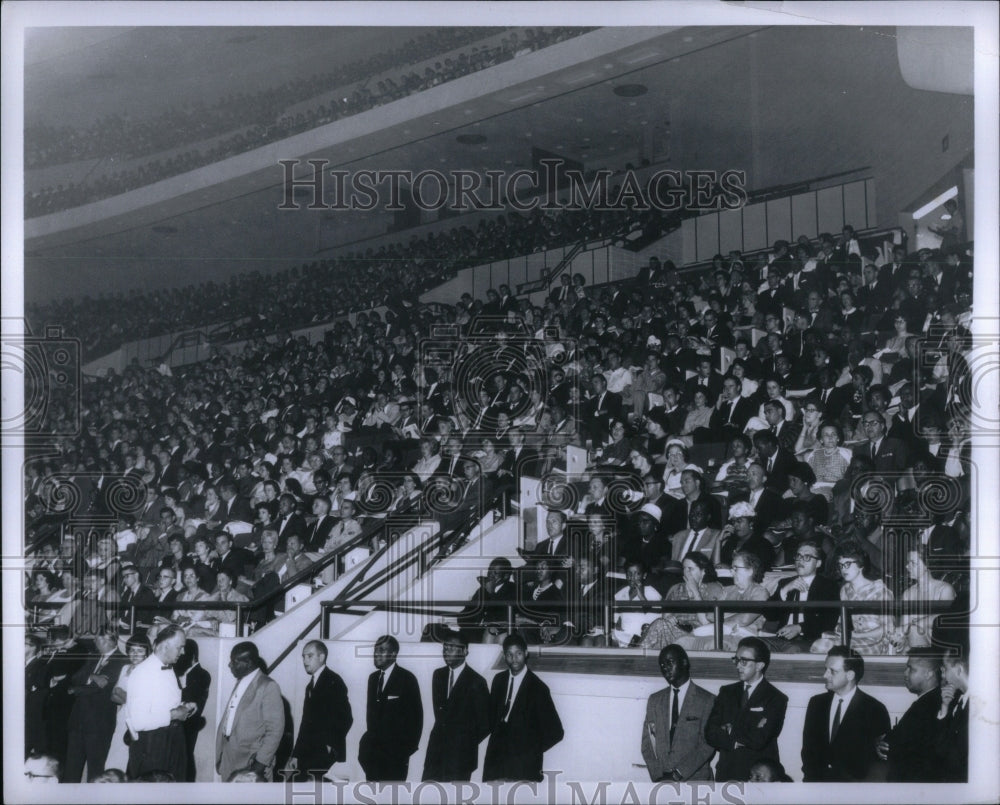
21, 25, 974, 302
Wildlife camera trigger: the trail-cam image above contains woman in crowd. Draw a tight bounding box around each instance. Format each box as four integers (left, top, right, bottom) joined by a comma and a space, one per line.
756, 376, 795, 422
818, 539, 894, 655
680, 550, 769, 652
680, 389, 713, 445
715, 501, 774, 571
199, 486, 223, 531
612, 560, 661, 647
476, 438, 505, 478
890, 541, 956, 652
390, 473, 423, 516
172, 566, 216, 636
189, 535, 220, 591
713, 434, 753, 497
159, 535, 193, 586
104, 635, 151, 773
599, 420, 633, 466
628, 449, 655, 481
807, 422, 851, 500
581, 513, 615, 574
662, 442, 690, 499
209, 569, 249, 628
640, 552, 725, 650
412, 438, 441, 483
782, 462, 828, 526
794, 397, 824, 456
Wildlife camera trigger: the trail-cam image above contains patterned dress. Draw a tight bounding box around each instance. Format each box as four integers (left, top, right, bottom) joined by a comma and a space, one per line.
837, 578, 894, 654
639, 581, 725, 650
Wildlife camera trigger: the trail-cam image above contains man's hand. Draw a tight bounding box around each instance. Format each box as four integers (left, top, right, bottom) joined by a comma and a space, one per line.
876, 734, 889, 761
90, 673, 109, 689
170, 705, 192, 721
776, 624, 802, 640
286, 757, 298, 771
248, 758, 266, 775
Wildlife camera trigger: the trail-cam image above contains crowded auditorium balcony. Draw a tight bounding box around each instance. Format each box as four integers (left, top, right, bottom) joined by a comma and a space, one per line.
16, 21, 987, 791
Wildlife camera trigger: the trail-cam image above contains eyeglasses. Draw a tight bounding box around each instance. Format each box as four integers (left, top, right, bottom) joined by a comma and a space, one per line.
795, 553, 820, 561
804, 407, 820, 414
24, 772, 55, 779
731, 656, 757, 666
837, 560, 857, 569
862, 420, 882, 427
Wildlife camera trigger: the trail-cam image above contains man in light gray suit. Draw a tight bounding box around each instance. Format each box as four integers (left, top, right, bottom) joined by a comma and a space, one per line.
216, 642, 285, 781
641, 644, 716, 781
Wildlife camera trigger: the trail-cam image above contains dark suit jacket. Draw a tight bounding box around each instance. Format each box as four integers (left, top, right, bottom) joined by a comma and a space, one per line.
305, 515, 336, 553
764, 574, 840, 642
422, 664, 491, 781
359, 664, 423, 781
853, 437, 910, 474
293, 666, 354, 771
181, 662, 211, 725
801, 688, 890, 781
585, 391, 623, 439
762, 448, 797, 493
221, 495, 255, 524
68, 651, 129, 737
483, 668, 564, 782
886, 687, 943, 782
641, 682, 716, 781
277, 513, 307, 550
709, 397, 756, 438
933, 695, 968, 782
218, 547, 255, 582
705, 678, 788, 781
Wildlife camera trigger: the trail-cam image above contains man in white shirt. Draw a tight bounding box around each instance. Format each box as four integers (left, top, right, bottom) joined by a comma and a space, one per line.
125, 624, 194, 781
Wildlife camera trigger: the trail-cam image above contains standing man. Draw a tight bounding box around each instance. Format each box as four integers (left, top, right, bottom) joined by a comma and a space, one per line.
176, 639, 212, 782
483, 633, 564, 782
125, 624, 194, 781
641, 645, 716, 782
801, 646, 891, 781
216, 642, 285, 781
705, 637, 788, 781
63, 628, 128, 782
933, 647, 969, 782
358, 635, 423, 781
877, 647, 944, 782
289, 640, 353, 779
422, 631, 491, 782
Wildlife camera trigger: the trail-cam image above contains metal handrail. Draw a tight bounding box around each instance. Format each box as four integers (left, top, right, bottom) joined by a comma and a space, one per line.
318, 597, 956, 652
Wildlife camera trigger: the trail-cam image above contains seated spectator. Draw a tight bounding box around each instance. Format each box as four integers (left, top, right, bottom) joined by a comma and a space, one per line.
457, 557, 517, 645
806, 422, 851, 500
640, 551, 725, 650
679, 550, 769, 652
713, 434, 753, 497
412, 438, 442, 483
715, 501, 774, 571
889, 540, 956, 652
661, 443, 689, 498
172, 566, 216, 636
781, 462, 828, 526
813, 539, 894, 655
612, 560, 661, 647
209, 569, 250, 628
793, 396, 824, 456
517, 558, 565, 644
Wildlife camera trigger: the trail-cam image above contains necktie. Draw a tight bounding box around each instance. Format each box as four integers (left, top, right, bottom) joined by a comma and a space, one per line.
670, 687, 680, 745
788, 588, 801, 625
740, 684, 750, 709
831, 698, 842, 741
306, 677, 314, 698
871, 442, 877, 461
503, 675, 514, 721
549, 539, 556, 555
728, 401, 736, 423
377, 670, 385, 699
448, 668, 454, 698
682, 530, 698, 559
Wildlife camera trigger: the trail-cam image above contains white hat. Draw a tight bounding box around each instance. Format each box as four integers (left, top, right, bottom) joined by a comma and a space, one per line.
646, 335, 662, 348
729, 501, 755, 519
682, 464, 705, 476
639, 503, 662, 522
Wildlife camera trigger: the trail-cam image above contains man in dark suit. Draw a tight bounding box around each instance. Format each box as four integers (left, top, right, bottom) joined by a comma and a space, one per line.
304, 496, 336, 553
853, 413, 909, 474
176, 639, 211, 782
117, 561, 158, 634
422, 631, 491, 781
684, 358, 723, 407
276, 493, 307, 552
801, 646, 891, 781
289, 640, 353, 779
359, 635, 423, 782
709, 377, 755, 442
705, 637, 788, 781
932, 647, 969, 782
876, 647, 944, 782
215, 532, 255, 583
761, 539, 839, 653
752, 432, 796, 494
761, 399, 802, 455
218, 480, 254, 524
483, 633, 564, 782
585, 374, 622, 443
63, 628, 128, 782
641, 645, 716, 782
